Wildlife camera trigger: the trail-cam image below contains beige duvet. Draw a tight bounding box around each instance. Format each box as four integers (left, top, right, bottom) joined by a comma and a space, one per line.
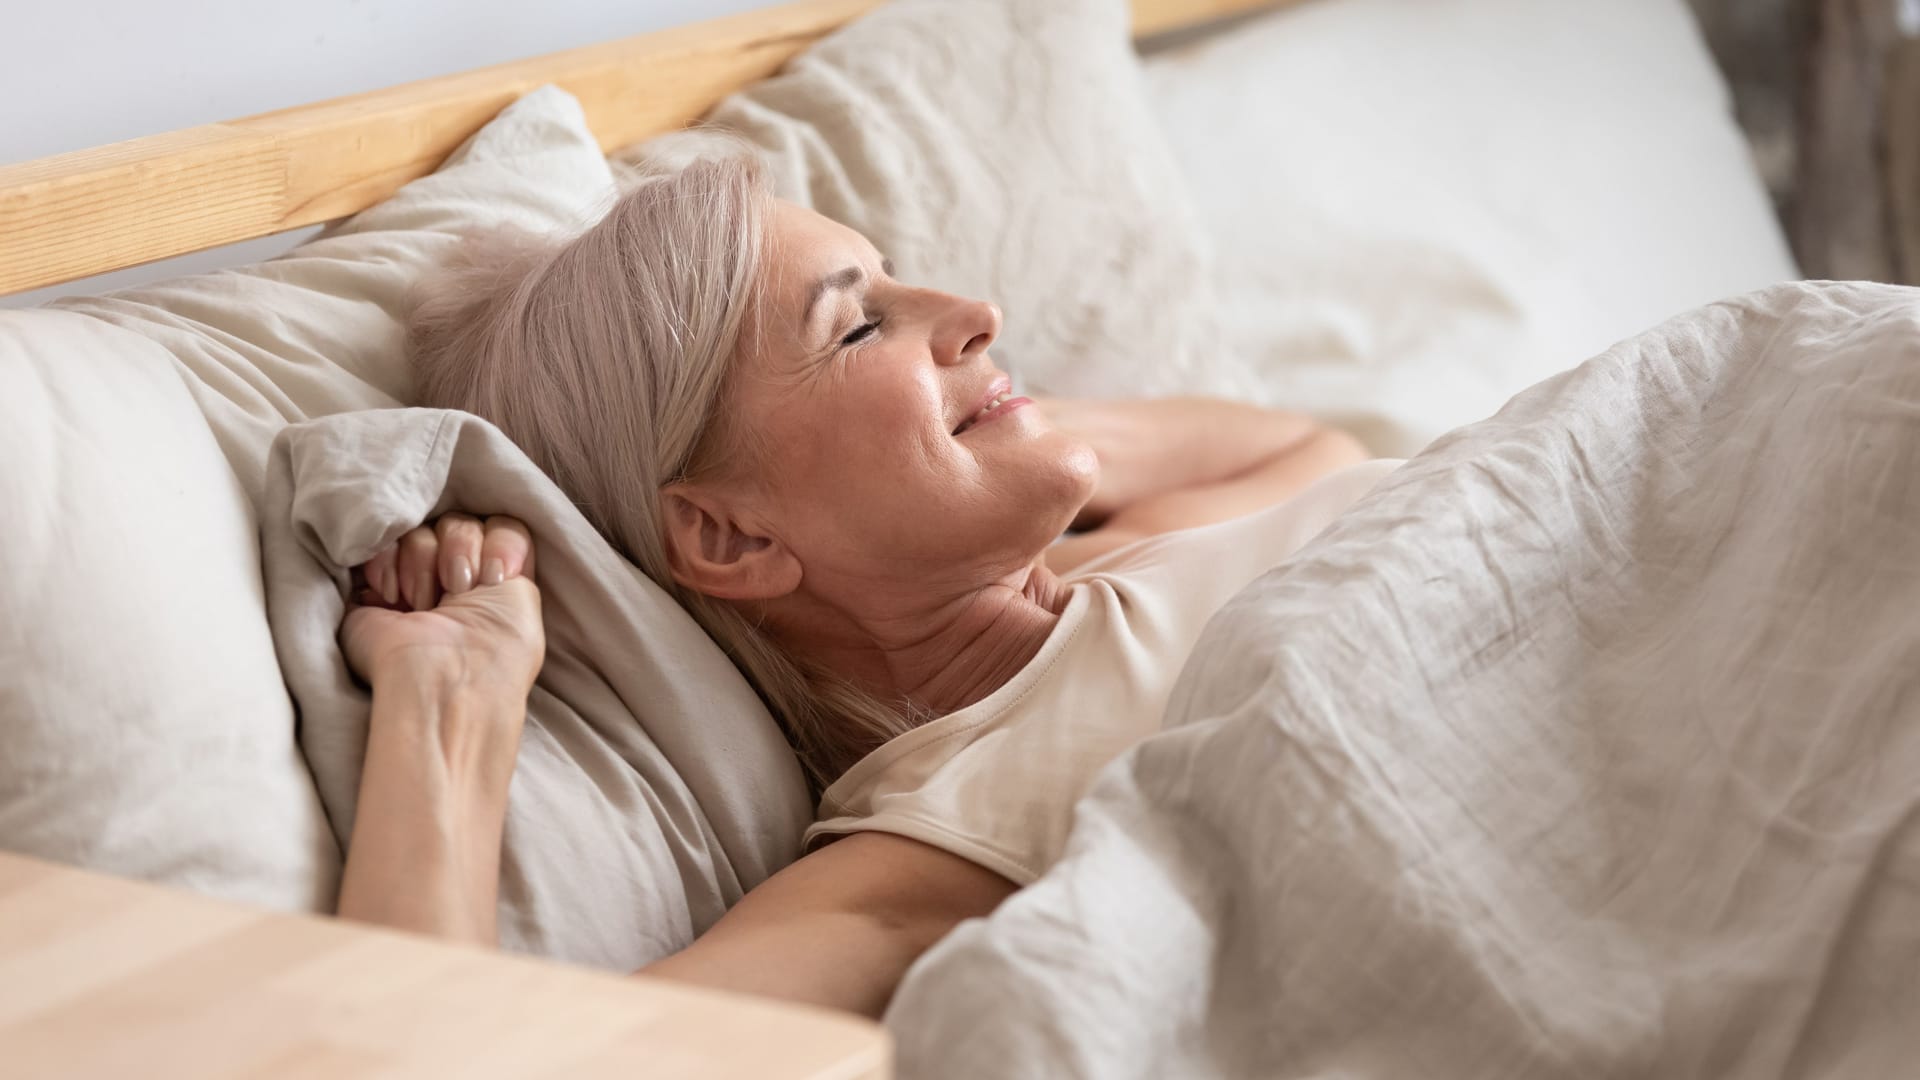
886, 281, 1920, 1079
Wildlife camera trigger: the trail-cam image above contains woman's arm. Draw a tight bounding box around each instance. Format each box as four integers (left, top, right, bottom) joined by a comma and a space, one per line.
336, 514, 1003, 1017
1042, 400, 1370, 573
334, 667, 528, 945
1035, 396, 1327, 528
644, 832, 1016, 1018
335, 513, 544, 945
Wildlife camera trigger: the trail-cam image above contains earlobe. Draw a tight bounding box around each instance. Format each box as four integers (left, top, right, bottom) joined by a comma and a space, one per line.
660, 485, 802, 601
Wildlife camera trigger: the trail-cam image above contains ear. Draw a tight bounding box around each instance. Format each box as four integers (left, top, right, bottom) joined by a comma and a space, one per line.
659, 484, 802, 602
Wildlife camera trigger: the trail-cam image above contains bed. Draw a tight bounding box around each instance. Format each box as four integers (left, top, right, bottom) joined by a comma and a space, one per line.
9, 1, 1915, 1077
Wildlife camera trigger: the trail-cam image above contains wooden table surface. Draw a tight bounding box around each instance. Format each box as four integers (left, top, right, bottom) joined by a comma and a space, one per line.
0, 851, 889, 1079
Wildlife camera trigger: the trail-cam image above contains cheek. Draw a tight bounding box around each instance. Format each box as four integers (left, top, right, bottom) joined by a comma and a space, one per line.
763, 363, 961, 506
751, 364, 1090, 562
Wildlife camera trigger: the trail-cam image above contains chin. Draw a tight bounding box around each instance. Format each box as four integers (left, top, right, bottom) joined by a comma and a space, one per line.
1059, 436, 1100, 503
969, 431, 1100, 556
1032, 433, 1100, 533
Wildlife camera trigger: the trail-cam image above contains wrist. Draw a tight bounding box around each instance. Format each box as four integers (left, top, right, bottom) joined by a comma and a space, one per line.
367, 645, 532, 699
366, 665, 527, 801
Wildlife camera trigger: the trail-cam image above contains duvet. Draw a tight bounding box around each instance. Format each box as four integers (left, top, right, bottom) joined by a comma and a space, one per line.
885, 281, 1920, 1079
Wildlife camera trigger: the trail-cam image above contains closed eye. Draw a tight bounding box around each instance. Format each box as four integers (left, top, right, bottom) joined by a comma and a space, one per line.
840, 319, 880, 347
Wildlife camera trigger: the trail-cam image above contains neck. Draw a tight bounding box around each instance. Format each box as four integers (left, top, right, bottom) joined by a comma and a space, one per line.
770, 559, 1072, 720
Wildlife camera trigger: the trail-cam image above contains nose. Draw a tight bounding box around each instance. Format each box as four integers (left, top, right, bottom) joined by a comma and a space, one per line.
931, 294, 1002, 367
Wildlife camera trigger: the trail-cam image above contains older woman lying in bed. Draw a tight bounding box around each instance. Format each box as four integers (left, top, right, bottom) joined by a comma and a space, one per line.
335, 158, 1393, 1016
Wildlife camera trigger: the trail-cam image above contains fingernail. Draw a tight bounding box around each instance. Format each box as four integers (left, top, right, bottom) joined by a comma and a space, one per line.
480, 558, 506, 586
450, 558, 474, 594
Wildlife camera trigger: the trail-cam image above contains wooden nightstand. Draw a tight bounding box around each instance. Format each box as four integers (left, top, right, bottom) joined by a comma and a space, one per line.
0, 852, 889, 1079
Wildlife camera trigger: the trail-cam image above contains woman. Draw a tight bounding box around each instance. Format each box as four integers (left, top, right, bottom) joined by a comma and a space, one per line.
336, 157, 1393, 1016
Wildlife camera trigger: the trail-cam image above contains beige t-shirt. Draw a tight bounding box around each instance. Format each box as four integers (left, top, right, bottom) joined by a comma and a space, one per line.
806, 459, 1402, 884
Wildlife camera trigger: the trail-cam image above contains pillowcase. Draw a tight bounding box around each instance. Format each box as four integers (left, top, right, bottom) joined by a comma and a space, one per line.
615, 0, 1229, 400
1, 88, 811, 959
264, 408, 809, 969
0, 88, 614, 912
49, 86, 618, 501
0, 312, 336, 911
1141, 0, 1802, 456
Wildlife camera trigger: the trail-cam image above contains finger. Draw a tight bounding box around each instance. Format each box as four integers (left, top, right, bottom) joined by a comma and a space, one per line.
397, 525, 441, 611
478, 515, 535, 585
340, 604, 395, 686
360, 544, 401, 607
434, 512, 485, 595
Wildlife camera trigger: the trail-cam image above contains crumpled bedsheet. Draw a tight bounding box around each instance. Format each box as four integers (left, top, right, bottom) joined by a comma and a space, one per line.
885, 281, 1920, 1079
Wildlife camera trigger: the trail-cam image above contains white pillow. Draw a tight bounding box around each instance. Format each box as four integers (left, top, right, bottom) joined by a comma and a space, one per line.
49, 87, 618, 501
1, 90, 811, 951
265, 408, 810, 969
1142, 0, 1801, 456
0, 89, 614, 910
0, 312, 336, 910
617, 0, 1229, 400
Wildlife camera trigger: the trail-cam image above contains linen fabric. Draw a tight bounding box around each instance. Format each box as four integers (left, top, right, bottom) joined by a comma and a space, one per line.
262, 408, 810, 969
47, 86, 617, 502
1141, 0, 1802, 457
0, 89, 811, 959
807, 460, 1398, 885
885, 282, 1920, 1079
0, 87, 616, 911
614, 0, 1230, 401
0, 312, 336, 910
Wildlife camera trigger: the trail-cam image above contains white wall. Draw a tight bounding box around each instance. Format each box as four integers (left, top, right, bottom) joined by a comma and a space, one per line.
2, 0, 770, 306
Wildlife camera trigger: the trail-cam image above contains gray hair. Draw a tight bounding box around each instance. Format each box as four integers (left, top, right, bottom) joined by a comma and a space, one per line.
407, 157, 914, 789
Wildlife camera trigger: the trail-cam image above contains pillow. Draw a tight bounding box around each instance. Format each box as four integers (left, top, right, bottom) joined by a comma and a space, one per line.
0, 312, 335, 910
1, 89, 811, 955
264, 408, 809, 969
49, 86, 617, 501
0, 88, 613, 911
1141, 0, 1802, 456
614, 0, 1229, 401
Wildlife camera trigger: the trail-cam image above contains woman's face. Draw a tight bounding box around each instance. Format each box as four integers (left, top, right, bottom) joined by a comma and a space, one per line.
703, 200, 1096, 599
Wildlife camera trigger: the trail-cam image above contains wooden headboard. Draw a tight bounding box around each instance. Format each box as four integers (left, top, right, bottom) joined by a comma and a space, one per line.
0, 0, 1299, 298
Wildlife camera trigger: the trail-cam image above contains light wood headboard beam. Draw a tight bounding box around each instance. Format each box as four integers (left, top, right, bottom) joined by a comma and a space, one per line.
1130, 0, 1287, 38
0, 0, 1295, 297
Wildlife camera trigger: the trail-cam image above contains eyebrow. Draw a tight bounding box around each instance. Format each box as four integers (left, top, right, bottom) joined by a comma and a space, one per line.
802, 258, 897, 328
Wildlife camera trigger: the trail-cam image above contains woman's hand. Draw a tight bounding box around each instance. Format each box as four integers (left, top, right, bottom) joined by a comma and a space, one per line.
334, 512, 544, 946
342, 513, 545, 695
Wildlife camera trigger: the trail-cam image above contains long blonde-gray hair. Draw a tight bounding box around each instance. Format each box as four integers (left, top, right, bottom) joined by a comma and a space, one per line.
407, 157, 913, 789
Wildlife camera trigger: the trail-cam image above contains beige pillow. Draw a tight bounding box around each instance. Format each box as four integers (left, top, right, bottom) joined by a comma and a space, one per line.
1, 90, 810, 953
0, 311, 335, 910
1, 89, 612, 911
51, 86, 618, 502
264, 408, 810, 969
616, 0, 1227, 400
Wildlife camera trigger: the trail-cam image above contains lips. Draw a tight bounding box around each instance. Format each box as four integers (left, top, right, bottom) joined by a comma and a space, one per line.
954, 377, 1015, 435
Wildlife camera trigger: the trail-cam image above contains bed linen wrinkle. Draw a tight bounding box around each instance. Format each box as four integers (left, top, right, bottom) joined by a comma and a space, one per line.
884, 281, 1920, 1079
264, 407, 810, 970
